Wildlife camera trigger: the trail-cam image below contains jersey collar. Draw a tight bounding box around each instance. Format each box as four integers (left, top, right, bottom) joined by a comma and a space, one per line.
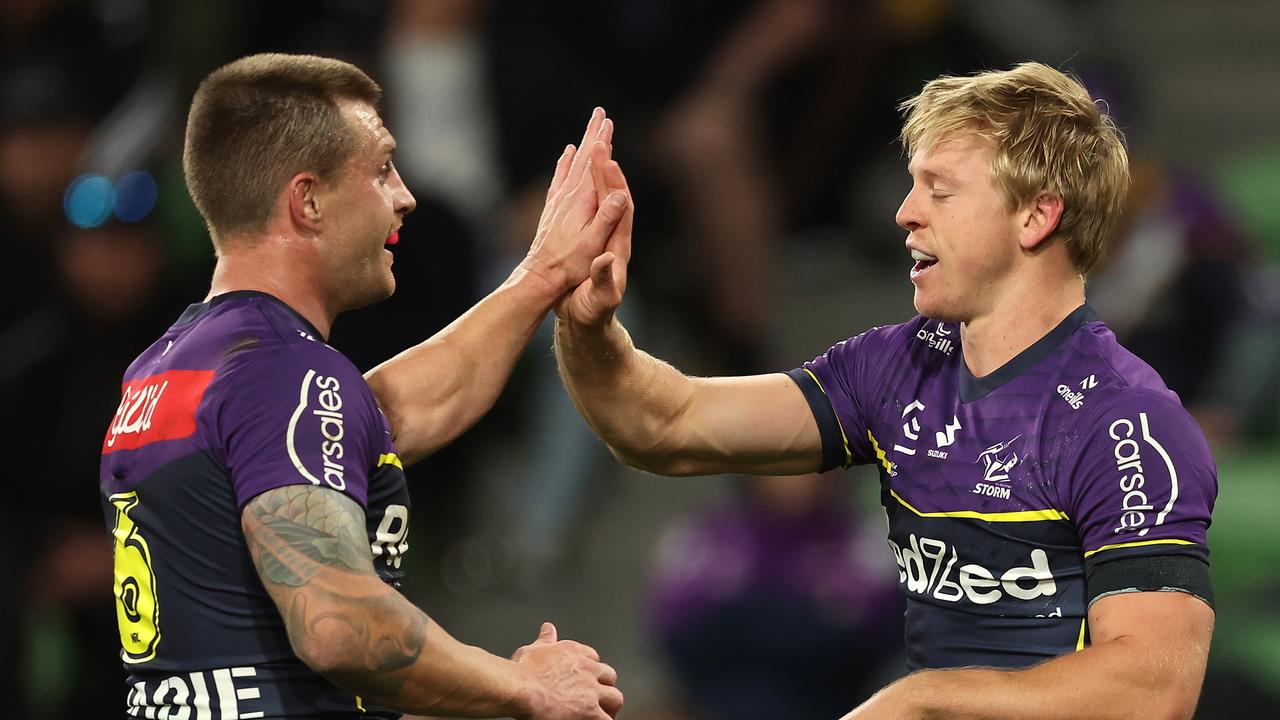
958, 303, 1099, 403
175, 290, 325, 340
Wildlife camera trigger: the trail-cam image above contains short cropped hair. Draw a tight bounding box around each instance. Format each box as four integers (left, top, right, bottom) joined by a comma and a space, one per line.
183, 53, 382, 239
899, 62, 1129, 274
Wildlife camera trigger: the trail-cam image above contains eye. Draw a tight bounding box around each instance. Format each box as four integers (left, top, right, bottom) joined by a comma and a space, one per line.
930, 191, 952, 201
379, 161, 393, 183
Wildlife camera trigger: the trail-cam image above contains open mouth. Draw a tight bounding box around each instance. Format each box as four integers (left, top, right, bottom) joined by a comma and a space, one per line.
385, 230, 400, 246
910, 248, 938, 277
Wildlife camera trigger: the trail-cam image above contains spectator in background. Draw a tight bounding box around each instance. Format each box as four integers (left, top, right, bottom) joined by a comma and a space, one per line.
650, 473, 903, 720
6, 219, 186, 719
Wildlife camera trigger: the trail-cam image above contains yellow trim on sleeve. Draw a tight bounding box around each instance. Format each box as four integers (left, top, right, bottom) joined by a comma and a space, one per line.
868, 430, 895, 477
377, 452, 403, 470
803, 368, 852, 466
356, 695, 366, 712
1082, 538, 1194, 559
1076, 618, 1088, 651
888, 488, 1070, 523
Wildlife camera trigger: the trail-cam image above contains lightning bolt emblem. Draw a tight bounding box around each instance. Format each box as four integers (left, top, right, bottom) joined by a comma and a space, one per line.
935, 414, 962, 448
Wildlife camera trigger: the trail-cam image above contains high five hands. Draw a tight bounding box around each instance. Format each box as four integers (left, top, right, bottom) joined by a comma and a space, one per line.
523, 107, 632, 310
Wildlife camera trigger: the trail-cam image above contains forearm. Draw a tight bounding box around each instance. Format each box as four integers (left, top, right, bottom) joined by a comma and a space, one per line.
554, 316, 699, 473
870, 638, 1205, 720
325, 598, 539, 718
366, 260, 561, 465
287, 577, 539, 717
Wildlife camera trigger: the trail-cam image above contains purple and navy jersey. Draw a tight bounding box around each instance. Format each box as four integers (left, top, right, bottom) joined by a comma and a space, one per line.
100, 291, 409, 719
789, 305, 1216, 671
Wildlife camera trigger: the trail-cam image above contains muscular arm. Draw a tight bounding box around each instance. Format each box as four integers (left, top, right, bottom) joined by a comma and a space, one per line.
845, 591, 1214, 720
553, 316, 823, 476
364, 264, 566, 467
242, 485, 614, 718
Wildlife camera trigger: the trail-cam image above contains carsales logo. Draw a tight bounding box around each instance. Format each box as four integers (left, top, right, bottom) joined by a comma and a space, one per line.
1108, 413, 1178, 537
287, 369, 348, 491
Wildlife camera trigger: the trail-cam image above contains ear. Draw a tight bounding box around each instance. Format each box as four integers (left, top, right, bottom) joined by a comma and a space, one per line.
286, 172, 323, 236
1018, 191, 1064, 251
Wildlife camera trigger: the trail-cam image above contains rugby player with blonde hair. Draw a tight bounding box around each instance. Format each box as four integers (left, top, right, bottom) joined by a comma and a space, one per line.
559, 62, 1216, 719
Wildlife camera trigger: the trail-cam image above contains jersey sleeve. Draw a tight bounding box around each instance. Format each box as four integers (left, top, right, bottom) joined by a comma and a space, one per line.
787, 325, 905, 472
1059, 390, 1218, 606
209, 342, 382, 510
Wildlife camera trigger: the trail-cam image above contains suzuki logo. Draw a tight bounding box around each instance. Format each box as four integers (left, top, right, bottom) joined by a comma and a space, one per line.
935, 415, 962, 448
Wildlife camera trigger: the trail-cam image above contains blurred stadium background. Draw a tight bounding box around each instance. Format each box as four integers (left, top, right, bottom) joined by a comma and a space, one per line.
3, 0, 1279, 718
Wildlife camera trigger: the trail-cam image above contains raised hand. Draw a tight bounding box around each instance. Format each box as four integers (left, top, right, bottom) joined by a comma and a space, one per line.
555, 151, 633, 329
522, 108, 629, 298
512, 622, 623, 720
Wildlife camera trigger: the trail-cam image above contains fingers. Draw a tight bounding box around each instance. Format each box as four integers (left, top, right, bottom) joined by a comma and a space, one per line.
600, 160, 633, 264
599, 685, 625, 718
574, 641, 602, 663
565, 107, 606, 189
546, 144, 576, 202
597, 661, 618, 686
537, 621, 558, 644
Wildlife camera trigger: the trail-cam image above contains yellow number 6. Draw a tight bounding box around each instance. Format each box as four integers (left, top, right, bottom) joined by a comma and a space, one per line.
110, 491, 161, 663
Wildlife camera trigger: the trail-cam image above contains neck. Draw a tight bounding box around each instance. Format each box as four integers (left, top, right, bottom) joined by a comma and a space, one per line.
959, 273, 1085, 378
207, 236, 335, 339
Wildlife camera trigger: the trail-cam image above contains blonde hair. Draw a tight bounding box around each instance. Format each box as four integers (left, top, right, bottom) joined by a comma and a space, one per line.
184, 53, 382, 239
899, 62, 1129, 274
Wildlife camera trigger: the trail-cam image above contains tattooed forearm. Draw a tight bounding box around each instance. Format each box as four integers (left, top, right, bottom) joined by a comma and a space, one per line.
242, 484, 428, 692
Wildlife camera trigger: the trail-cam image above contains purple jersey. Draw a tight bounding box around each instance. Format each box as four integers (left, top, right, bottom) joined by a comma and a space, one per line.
100, 291, 409, 719
789, 305, 1216, 670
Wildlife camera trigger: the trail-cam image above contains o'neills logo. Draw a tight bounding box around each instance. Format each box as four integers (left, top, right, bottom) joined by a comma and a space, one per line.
287, 369, 348, 491
102, 370, 215, 454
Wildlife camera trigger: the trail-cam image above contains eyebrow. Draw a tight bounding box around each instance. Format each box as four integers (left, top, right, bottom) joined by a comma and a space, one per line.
908, 165, 957, 185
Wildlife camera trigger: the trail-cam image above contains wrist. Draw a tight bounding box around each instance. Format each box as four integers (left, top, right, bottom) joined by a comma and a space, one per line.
507, 662, 549, 720
556, 314, 628, 362
515, 253, 569, 300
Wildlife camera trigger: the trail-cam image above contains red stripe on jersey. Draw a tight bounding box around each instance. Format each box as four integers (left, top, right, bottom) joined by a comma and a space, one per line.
102, 370, 215, 454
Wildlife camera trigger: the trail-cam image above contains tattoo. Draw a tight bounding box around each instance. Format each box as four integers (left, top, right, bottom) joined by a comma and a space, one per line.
242, 485, 429, 693
243, 485, 370, 586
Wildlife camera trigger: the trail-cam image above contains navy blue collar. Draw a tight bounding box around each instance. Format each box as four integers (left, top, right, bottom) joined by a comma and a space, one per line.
176, 290, 325, 340
958, 304, 1099, 403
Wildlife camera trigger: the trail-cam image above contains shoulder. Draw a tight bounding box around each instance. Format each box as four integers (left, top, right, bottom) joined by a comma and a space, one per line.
808, 315, 942, 372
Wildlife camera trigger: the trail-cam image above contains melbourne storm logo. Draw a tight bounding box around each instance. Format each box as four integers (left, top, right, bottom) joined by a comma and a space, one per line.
287, 369, 348, 491
972, 436, 1022, 499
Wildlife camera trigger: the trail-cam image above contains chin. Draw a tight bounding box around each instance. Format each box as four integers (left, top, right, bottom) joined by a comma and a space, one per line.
342, 274, 396, 312
912, 290, 965, 323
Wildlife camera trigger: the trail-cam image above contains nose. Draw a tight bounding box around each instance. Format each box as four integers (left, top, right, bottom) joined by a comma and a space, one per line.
895, 185, 923, 233
392, 169, 416, 216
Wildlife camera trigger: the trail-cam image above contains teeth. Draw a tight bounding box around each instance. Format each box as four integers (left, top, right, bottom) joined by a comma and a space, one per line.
911, 249, 937, 262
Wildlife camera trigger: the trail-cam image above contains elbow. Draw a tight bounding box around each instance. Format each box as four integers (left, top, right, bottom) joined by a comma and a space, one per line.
611, 445, 705, 477
1158, 688, 1202, 720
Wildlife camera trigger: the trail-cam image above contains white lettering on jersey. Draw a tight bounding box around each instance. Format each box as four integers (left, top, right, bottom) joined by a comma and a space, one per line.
127, 665, 260, 719
888, 533, 1057, 606
916, 325, 955, 355
107, 379, 170, 448
1108, 413, 1178, 537
286, 370, 347, 491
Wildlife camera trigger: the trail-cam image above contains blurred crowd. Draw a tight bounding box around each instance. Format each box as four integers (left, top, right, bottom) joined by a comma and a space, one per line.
3, 0, 1279, 718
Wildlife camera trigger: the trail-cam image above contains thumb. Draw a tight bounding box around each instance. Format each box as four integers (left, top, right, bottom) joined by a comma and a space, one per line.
537, 621, 558, 644
590, 252, 616, 289
593, 191, 629, 229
